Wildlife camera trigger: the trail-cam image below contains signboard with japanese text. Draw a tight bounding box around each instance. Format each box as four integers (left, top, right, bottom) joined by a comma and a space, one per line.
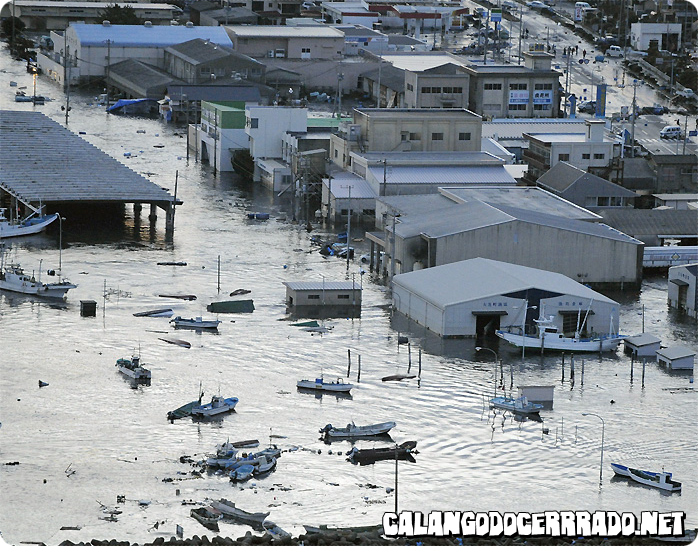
509, 91, 530, 104
533, 90, 552, 104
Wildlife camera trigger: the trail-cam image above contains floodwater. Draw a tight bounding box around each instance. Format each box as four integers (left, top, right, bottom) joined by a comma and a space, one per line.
0, 52, 697, 545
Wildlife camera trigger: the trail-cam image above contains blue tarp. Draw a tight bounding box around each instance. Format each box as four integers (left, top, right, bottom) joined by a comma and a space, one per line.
107, 98, 159, 113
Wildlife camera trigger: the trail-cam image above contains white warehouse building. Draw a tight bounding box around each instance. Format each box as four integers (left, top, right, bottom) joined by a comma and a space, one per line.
392, 257, 621, 338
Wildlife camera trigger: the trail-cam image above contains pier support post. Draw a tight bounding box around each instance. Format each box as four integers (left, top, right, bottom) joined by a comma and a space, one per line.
369, 240, 375, 272
149, 203, 158, 223
133, 202, 142, 218
165, 204, 175, 242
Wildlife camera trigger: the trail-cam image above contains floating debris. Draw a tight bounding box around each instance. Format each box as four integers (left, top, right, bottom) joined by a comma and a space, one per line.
38, 380, 49, 388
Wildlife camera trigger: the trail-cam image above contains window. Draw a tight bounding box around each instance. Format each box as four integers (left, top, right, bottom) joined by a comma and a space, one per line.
594, 153, 605, 160
401, 133, 408, 141
250, 118, 259, 129
308, 294, 320, 300
421, 87, 431, 94
510, 83, 528, 90
301, 47, 310, 53
597, 197, 610, 206
484, 83, 502, 90
334, 149, 338, 158
558, 153, 570, 161
363, 209, 375, 216
533, 104, 551, 110
406, 83, 414, 91
582, 153, 590, 159
534, 83, 554, 90
443, 86, 453, 93
458, 132, 471, 140
432, 132, 444, 141
340, 209, 348, 215
483, 103, 501, 110
508, 104, 526, 111
409, 132, 421, 140
453, 87, 463, 93
338, 294, 350, 299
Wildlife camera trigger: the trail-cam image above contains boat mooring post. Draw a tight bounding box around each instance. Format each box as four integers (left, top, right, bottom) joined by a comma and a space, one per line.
408, 343, 411, 369
217, 255, 221, 293
357, 354, 361, 382
570, 357, 575, 381
347, 349, 351, 377
418, 352, 422, 378
394, 443, 399, 515
641, 357, 646, 387
630, 356, 634, 382
581, 359, 585, 385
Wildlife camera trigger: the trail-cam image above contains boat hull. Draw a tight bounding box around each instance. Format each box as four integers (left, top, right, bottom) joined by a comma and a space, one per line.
191, 397, 238, 417
0, 278, 76, 298
211, 499, 269, 525
297, 379, 352, 392
323, 421, 396, 438
0, 214, 58, 238
495, 330, 624, 353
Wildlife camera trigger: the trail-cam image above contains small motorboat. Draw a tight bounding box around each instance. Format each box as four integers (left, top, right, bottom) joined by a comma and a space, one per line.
211, 498, 269, 525
115, 354, 151, 381
191, 395, 238, 417
320, 421, 396, 438
229, 464, 255, 481
190, 507, 221, 531
253, 455, 277, 475
171, 316, 221, 329
297, 377, 352, 393
612, 463, 681, 492
489, 396, 543, 414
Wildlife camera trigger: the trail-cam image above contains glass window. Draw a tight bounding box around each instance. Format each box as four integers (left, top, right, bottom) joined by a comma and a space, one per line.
459, 132, 471, 140
594, 153, 605, 159
582, 153, 590, 159
432, 133, 444, 141
558, 153, 570, 161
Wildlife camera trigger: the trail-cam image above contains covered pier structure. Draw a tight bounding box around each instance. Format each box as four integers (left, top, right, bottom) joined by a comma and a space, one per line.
0, 110, 180, 239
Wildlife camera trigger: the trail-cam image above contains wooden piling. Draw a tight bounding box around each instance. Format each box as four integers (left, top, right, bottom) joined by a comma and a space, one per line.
408, 343, 411, 368
357, 354, 361, 382
630, 355, 634, 382
347, 349, 351, 377
642, 357, 646, 387
581, 359, 585, 385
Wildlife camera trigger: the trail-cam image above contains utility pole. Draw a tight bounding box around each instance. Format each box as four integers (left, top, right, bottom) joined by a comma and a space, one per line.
682, 115, 688, 155
183, 93, 189, 163
105, 39, 112, 110
382, 158, 387, 196
63, 46, 71, 125
564, 51, 571, 118
376, 40, 383, 108
517, 6, 523, 65
483, 9, 490, 63
630, 80, 638, 158
336, 71, 344, 118
390, 210, 398, 280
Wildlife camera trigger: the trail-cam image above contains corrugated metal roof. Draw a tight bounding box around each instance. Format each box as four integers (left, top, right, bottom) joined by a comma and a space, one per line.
326, 174, 376, 199
228, 25, 345, 38
482, 119, 586, 139
283, 281, 361, 291
166, 38, 255, 66
0, 111, 175, 204
624, 333, 661, 346
367, 165, 516, 185
382, 53, 467, 72
598, 209, 698, 238
656, 346, 697, 359
70, 23, 232, 48
393, 257, 618, 309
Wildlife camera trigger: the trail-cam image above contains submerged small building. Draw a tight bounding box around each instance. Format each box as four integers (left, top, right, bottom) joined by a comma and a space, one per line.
283, 280, 361, 318
392, 257, 620, 338
668, 264, 698, 319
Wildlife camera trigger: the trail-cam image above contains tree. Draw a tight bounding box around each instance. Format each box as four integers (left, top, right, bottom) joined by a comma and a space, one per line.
1, 16, 26, 38
97, 4, 141, 25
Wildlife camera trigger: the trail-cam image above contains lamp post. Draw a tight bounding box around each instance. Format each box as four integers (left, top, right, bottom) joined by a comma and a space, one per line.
582, 412, 605, 483
475, 346, 499, 398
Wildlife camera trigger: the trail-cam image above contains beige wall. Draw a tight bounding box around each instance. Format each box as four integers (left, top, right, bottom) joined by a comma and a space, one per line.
405, 72, 470, 109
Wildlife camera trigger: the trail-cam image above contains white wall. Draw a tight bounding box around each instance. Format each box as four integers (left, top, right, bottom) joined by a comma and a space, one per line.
245, 106, 308, 159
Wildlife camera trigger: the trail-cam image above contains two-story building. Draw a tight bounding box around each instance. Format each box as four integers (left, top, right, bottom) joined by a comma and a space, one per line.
225, 25, 345, 60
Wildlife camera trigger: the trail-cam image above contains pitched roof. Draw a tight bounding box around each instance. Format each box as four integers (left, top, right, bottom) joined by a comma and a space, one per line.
598, 209, 698, 237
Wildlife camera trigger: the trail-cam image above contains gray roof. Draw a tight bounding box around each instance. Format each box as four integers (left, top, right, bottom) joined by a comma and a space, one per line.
656, 346, 697, 360
482, 119, 587, 140
0, 111, 174, 204
167, 84, 264, 102
283, 281, 360, 291
598, 209, 698, 237
378, 194, 458, 219
166, 38, 238, 65
361, 65, 405, 92
622, 157, 656, 180
108, 59, 182, 97
367, 165, 516, 185
358, 151, 501, 165
387, 34, 425, 46
624, 333, 661, 347
393, 257, 617, 309
538, 162, 637, 198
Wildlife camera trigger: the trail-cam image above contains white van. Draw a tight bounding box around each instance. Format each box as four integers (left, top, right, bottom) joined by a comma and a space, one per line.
575, 1, 591, 8
660, 126, 683, 139
606, 45, 623, 57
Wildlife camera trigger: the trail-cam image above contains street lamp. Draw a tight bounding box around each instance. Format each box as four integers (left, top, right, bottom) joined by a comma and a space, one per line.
475, 346, 499, 398
582, 412, 605, 483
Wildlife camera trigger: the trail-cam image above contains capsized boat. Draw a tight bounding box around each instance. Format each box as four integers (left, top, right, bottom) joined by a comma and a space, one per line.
171, 316, 221, 329
0, 208, 58, 238
297, 377, 352, 393
489, 395, 543, 414
320, 421, 396, 438
115, 354, 151, 381
211, 498, 269, 525
0, 262, 76, 299
133, 308, 173, 317
347, 441, 417, 465
612, 463, 681, 492
190, 507, 220, 531
495, 315, 625, 353
191, 395, 238, 417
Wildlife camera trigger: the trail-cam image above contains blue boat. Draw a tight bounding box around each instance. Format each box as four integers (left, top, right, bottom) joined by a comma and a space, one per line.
191, 395, 238, 417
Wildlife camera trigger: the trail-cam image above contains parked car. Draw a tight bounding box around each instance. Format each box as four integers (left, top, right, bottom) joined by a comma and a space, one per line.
526, 1, 547, 8
577, 100, 596, 113
659, 125, 684, 139
606, 46, 623, 58
677, 88, 696, 99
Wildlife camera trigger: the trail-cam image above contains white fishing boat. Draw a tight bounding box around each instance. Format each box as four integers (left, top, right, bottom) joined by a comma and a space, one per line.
171, 316, 221, 329
320, 421, 396, 438
211, 498, 269, 525
0, 209, 58, 238
496, 308, 625, 353
612, 463, 681, 492
0, 262, 76, 299
253, 455, 277, 475
191, 395, 238, 417
489, 396, 543, 414
297, 377, 353, 393
115, 354, 151, 381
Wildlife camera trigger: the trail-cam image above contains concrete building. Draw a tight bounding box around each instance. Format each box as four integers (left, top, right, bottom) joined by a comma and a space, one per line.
321, 2, 380, 26
523, 120, 617, 182
283, 280, 362, 317
654, 194, 698, 210
623, 333, 662, 358
537, 162, 636, 210
225, 25, 345, 60
334, 24, 389, 56
378, 197, 643, 286
199, 7, 259, 26
330, 108, 482, 169
0, 1, 182, 30
630, 22, 682, 52
404, 62, 470, 109
597, 209, 698, 246
245, 106, 308, 160
197, 101, 250, 172
44, 22, 233, 81
656, 346, 696, 370
668, 263, 697, 319
391, 257, 621, 338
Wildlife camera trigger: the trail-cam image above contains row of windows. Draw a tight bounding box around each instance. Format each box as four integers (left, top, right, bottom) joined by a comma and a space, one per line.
484, 83, 503, 90
308, 294, 352, 300
420, 86, 464, 94
508, 104, 527, 111
406, 83, 414, 91
533, 104, 551, 111
401, 132, 471, 141
535, 83, 554, 90
558, 152, 605, 161
510, 83, 527, 90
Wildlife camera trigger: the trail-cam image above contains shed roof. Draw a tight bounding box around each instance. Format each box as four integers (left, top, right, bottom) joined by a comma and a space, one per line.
325, 174, 376, 199
598, 209, 698, 238
367, 165, 516, 185
538, 162, 637, 198
482, 119, 587, 139
69, 22, 232, 48
165, 38, 257, 66
0, 111, 174, 204
283, 281, 361, 291
393, 257, 618, 309
656, 346, 697, 360
623, 333, 661, 347
226, 25, 345, 38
